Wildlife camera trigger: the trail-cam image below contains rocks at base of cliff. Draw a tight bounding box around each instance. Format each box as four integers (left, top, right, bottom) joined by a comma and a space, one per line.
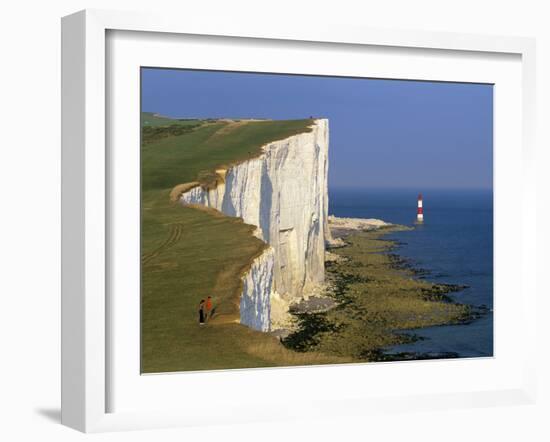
326, 215, 391, 248
325, 250, 348, 263
289, 296, 338, 315
328, 215, 389, 229
270, 284, 337, 339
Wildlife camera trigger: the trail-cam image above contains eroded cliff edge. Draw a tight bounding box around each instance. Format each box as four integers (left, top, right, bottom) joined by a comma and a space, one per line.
180, 119, 330, 331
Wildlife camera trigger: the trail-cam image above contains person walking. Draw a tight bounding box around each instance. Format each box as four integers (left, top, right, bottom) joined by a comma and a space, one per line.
205, 296, 213, 321
198, 299, 206, 326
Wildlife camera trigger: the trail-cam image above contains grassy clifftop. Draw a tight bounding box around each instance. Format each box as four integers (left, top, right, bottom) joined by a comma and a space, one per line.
140, 115, 331, 373
141, 116, 314, 190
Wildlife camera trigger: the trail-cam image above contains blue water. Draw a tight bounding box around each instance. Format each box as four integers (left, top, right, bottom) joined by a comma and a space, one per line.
329, 188, 494, 358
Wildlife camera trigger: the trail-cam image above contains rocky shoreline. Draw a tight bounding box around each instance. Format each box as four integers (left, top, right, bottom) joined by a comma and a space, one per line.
279, 216, 480, 362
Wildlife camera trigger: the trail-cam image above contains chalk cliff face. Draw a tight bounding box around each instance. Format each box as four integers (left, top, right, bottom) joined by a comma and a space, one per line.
181, 119, 329, 331
239, 247, 275, 332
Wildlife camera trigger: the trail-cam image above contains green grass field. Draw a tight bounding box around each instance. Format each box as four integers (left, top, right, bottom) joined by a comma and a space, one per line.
140, 115, 338, 373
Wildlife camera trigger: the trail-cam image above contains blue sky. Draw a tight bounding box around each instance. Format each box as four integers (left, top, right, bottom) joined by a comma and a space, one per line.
141, 68, 493, 190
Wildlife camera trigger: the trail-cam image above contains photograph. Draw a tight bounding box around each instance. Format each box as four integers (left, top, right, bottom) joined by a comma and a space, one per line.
140, 68, 494, 374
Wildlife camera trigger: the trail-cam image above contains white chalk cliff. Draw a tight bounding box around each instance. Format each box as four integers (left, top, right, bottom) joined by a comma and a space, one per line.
239, 247, 275, 332
180, 119, 330, 331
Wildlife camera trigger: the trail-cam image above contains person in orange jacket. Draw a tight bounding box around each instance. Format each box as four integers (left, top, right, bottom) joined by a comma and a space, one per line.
205, 296, 213, 321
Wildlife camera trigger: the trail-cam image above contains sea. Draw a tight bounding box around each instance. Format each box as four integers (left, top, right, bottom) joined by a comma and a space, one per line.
329, 188, 494, 359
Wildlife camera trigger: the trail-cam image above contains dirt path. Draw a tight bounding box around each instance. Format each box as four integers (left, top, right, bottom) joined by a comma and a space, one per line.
207, 120, 251, 142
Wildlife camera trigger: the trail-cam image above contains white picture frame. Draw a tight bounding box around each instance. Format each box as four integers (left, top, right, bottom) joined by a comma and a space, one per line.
61, 9, 538, 433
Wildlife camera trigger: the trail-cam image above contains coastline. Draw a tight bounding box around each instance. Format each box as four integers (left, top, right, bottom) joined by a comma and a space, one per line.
281, 217, 474, 362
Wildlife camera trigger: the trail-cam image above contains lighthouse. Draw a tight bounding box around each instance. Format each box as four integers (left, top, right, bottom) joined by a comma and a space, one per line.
417, 194, 424, 222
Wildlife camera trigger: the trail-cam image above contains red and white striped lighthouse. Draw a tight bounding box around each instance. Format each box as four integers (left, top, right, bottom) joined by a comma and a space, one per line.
417, 193, 424, 222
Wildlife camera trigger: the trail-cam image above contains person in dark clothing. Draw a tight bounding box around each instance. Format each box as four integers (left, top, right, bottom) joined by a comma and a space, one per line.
198, 299, 206, 325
